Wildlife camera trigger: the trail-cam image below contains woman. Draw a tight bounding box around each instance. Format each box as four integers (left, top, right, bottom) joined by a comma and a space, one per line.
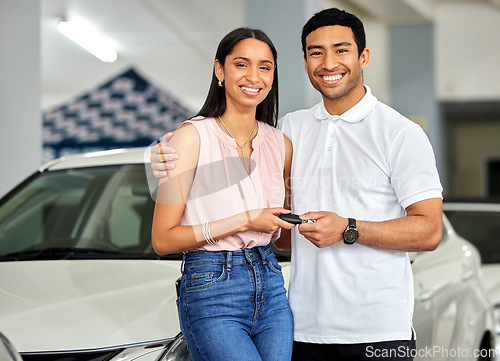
151, 27, 294, 361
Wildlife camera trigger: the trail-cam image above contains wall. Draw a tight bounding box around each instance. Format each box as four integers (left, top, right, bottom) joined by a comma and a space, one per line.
448, 118, 500, 197
0, 1, 41, 198
436, 2, 500, 101
389, 24, 444, 184
323, 0, 391, 105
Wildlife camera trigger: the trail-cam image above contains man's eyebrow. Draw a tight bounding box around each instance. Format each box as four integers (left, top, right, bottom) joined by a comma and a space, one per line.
333, 42, 352, 47
306, 45, 324, 51
307, 42, 352, 51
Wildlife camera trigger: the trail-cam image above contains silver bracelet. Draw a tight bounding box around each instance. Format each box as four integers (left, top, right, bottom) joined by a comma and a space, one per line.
202, 221, 217, 244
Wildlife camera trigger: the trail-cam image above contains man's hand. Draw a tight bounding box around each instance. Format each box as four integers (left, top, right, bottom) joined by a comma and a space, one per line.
150, 132, 179, 178
298, 211, 347, 248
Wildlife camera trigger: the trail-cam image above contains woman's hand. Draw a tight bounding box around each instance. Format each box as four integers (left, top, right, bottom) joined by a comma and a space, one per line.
245, 208, 296, 233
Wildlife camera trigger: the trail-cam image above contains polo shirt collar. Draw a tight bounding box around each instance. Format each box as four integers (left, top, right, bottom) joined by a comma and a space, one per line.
314, 85, 378, 123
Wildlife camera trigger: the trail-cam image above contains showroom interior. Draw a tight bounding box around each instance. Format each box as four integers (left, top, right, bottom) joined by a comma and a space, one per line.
1, 0, 500, 201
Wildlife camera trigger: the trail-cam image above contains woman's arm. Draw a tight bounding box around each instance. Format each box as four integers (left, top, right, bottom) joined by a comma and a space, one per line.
151, 123, 293, 255
273, 135, 294, 250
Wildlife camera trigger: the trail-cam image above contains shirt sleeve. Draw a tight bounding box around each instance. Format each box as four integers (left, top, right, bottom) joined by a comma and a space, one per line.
388, 123, 443, 210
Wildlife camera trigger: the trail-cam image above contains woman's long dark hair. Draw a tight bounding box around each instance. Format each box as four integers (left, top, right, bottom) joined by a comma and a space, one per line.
195, 27, 279, 127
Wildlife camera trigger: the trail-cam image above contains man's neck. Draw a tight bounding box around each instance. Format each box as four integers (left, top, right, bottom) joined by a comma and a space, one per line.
323, 85, 367, 116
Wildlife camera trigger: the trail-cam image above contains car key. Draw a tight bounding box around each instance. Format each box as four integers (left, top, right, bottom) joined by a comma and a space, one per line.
278, 213, 304, 224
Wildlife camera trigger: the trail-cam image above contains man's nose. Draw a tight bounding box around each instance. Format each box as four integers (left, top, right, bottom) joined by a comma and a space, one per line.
323, 52, 338, 70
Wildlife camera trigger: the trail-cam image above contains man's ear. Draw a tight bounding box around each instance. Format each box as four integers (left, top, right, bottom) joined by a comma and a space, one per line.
360, 48, 370, 69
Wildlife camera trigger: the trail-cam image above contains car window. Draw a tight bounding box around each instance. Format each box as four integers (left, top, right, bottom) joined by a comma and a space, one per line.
444, 210, 500, 264
0, 164, 181, 261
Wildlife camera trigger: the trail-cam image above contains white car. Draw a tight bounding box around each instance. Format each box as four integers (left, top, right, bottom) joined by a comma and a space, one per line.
444, 202, 500, 348
0, 331, 23, 361
0, 148, 497, 360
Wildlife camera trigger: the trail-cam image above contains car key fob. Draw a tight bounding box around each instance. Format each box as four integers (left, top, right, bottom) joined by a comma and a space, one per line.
278, 213, 303, 224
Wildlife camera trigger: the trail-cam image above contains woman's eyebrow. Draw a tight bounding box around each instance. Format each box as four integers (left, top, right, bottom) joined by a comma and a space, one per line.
232, 56, 274, 65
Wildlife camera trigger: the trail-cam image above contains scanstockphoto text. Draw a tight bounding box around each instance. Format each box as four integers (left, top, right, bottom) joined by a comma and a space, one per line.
365, 345, 498, 359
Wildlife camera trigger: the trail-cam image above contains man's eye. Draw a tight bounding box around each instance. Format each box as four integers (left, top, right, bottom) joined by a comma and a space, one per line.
338, 49, 348, 54
310, 51, 322, 56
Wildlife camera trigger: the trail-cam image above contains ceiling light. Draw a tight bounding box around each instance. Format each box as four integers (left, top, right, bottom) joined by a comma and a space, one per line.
57, 19, 117, 63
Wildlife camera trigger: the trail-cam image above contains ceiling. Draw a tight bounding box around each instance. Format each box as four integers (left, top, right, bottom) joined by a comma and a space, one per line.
41, 0, 245, 111
41, 0, 498, 112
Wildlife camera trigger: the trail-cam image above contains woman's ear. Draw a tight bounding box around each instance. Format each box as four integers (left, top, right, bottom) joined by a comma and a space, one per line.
214, 59, 224, 84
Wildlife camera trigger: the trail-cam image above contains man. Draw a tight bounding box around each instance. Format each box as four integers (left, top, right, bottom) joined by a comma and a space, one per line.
150, 8, 443, 361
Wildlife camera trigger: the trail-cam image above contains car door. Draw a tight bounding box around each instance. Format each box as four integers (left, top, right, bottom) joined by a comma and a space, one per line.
411, 215, 487, 360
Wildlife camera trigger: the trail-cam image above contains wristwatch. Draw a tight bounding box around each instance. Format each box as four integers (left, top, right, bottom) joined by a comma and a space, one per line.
343, 218, 359, 245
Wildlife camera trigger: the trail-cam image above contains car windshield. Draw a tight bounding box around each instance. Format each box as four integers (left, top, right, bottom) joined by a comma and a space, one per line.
0, 164, 182, 261
444, 210, 500, 264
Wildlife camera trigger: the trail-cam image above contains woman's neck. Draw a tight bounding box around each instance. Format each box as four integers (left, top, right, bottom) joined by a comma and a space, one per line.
218, 108, 258, 141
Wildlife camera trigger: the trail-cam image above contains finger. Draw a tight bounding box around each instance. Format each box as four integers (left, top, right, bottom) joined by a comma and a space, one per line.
271, 207, 291, 215
276, 218, 296, 229
153, 170, 168, 178
160, 132, 174, 144
298, 221, 317, 232
151, 152, 178, 164
158, 142, 167, 163
300, 233, 319, 246
299, 211, 323, 221
151, 162, 169, 172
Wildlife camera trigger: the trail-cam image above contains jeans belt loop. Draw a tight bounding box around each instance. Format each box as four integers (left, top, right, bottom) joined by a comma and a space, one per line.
257, 245, 267, 264
226, 251, 232, 272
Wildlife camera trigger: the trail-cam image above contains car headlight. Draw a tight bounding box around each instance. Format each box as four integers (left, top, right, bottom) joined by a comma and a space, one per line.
494, 304, 500, 335
159, 333, 192, 361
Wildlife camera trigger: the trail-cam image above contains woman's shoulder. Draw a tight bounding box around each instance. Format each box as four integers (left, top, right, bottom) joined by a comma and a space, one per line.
170, 120, 201, 149
258, 121, 286, 144
258, 121, 284, 136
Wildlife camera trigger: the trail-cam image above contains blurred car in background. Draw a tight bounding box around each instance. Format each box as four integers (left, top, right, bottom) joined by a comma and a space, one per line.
411, 214, 498, 360
0, 148, 497, 360
444, 201, 500, 345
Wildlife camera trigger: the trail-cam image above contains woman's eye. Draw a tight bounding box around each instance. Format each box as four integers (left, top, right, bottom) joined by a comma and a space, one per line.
260, 66, 271, 71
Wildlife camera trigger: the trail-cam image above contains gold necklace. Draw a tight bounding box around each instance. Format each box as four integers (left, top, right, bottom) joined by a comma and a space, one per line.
218, 115, 257, 175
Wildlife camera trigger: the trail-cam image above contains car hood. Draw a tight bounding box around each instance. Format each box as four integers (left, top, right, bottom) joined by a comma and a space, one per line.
0, 259, 182, 352
481, 264, 500, 305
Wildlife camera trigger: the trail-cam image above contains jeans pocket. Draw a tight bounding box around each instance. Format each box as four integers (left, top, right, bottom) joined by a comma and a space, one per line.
185, 264, 227, 292
266, 255, 283, 274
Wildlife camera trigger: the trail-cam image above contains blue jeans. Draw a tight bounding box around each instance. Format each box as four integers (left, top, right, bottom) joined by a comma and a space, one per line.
177, 245, 294, 361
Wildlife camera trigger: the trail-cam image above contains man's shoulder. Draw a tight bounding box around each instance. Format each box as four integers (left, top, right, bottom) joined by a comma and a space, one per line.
279, 103, 320, 125
373, 101, 418, 129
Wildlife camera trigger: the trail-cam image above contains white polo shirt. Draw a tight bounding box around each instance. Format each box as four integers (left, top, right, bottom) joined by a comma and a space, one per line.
279, 86, 442, 344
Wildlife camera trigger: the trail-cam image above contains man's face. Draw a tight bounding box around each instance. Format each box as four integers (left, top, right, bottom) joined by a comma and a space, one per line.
304, 25, 369, 107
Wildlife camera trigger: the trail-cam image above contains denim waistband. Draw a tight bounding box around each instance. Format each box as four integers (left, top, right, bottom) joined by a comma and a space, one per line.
182, 245, 274, 272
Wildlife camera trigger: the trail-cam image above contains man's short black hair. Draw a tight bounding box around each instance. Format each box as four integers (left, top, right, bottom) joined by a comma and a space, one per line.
301, 8, 366, 58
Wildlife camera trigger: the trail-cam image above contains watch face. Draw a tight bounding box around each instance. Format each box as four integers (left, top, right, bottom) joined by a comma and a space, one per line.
344, 229, 358, 244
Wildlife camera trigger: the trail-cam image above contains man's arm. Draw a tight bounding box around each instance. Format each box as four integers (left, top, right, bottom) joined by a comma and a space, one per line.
298, 198, 443, 252
150, 132, 178, 178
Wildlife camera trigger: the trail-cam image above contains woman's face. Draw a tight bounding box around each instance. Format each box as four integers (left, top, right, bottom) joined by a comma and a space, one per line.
216, 38, 275, 112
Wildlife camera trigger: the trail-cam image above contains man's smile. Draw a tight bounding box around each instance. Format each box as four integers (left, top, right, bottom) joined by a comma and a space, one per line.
320, 73, 345, 83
